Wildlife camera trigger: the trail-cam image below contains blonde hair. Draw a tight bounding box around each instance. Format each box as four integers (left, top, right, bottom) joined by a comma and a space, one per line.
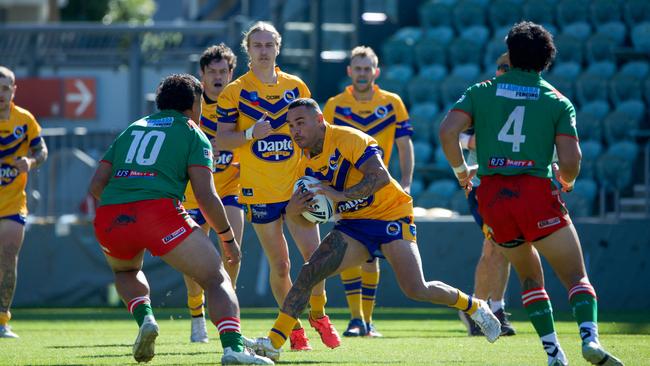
350, 46, 379, 68
241, 21, 282, 54
0, 66, 15, 85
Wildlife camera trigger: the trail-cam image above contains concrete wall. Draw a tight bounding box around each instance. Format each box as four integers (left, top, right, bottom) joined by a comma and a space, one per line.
14, 219, 650, 310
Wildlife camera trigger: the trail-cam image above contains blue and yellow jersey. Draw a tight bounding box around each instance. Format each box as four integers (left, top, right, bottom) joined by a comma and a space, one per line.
217, 67, 310, 204
323, 85, 412, 166
184, 94, 240, 209
298, 123, 412, 221
0, 103, 42, 217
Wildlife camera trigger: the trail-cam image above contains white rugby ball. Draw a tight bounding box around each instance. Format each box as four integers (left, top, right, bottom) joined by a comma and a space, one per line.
293, 175, 334, 224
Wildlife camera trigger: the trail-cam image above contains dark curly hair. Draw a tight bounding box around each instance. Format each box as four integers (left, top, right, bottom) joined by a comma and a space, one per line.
506, 21, 556, 72
200, 43, 237, 72
155, 73, 202, 112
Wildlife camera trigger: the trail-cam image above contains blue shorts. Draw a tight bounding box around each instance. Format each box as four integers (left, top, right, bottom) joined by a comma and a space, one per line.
334, 216, 417, 260
0, 214, 26, 226
186, 195, 244, 226
467, 189, 491, 239
243, 201, 288, 224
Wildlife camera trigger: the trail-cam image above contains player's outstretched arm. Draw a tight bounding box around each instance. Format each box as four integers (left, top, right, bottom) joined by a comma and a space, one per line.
395, 136, 414, 193
14, 139, 48, 173
280, 230, 349, 318
88, 161, 112, 200
440, 111, 474, 188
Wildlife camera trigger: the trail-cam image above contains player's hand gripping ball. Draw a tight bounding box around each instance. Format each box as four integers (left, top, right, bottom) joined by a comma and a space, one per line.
293, 176, 334, 224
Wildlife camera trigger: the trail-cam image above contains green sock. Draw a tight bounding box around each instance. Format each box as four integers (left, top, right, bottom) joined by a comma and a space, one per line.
524, 300, 556, 337
133, 303, 153, 327
570, 293, 597, 325
220, 331, 244, 352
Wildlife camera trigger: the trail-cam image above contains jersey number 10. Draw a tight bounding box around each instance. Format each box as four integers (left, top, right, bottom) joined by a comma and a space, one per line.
498, 106, 526, 152
125, 130, 166, 166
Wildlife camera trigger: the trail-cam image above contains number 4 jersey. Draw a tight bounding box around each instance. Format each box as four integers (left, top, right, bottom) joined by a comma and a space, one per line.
452, 69, 577, 179
99, 110, 213, 206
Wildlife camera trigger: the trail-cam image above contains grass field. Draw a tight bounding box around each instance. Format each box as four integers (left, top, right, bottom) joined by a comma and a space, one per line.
1, 307, 648, 365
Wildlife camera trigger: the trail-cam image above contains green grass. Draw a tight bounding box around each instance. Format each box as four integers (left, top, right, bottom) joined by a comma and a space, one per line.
2, 308, 648, 365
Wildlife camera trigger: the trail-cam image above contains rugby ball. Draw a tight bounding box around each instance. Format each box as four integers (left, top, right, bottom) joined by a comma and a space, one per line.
293, 176, 334, 224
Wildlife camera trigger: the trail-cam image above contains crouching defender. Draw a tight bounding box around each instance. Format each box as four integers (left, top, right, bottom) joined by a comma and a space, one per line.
245, 98, 501, 362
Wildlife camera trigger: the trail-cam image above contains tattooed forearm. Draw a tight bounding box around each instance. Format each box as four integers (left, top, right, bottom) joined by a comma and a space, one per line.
30, 141, 48, 169
344, 164, 390, 200
281, 231, 349, 318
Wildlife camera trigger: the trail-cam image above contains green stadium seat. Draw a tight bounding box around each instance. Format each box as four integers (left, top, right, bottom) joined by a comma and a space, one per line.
574, 178, 598, 201
413, 141, 433, 165
450, 64, 481, 82
449, 189, 471, 215
415, 190, 452, 209
433, 145, 453, 169
551, 62, 582, 79
448, 38, 483, 66
585, 61, 616, 79
580, 140, 604, 161
459, 25, 490, 46
382, 39, 414, 66
431, 111, 448, 146
580, 100, 610, 120
561, 21, 592, 41
492, 25, 512, 42
576, 112, 603, 142
409, 102, 439, 143
410, 179, 425, 199
419, 1, 453, 28
631, 22, 650, 53
585, 34, 616, 63
384, 64, 415, 83
440, 75, 472, 106
615, 100, 646, 122
580, 158, 597, 180
562, 190, 593, 217
544, 74, 575, 101
623, 0, 650, 27
645, 77, 650, 107
554, 34, 583, 64
609, 73, 643, 104
488, 0, 523, 29
594, 21, 627, 46
377, 77, 406, 98
590, 0, 622, 25
423, 26, 455, 46
482, 38, 507, 70
620, 61, 649, 78
427, 179, 459, 195
419, 64, 447, 81
414, 39, 447, 68
453, 0, 486, 31
576, 73, 609, 105
523, 0, 555, 25
603, 111, 640, 145
392, 27, 423, 44
597, 153, 633, 191
607, 141, 639, 161
407, 76, 441, 108
556, 0, 590, 27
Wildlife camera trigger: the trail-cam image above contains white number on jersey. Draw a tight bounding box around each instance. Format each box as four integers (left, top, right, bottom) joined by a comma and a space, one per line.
498, 106, 526, 152
125, 130, 166, 165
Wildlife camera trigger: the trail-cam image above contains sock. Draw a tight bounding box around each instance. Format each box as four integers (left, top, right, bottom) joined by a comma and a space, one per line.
450, 290, 480, 315
361, 269, 380, 324
340, 267, 363, 320
0, 311, 10, 326
568, 281, 599, 343
127, 296, 154, 327
490, 299, 505, 313
522, 288, 556, 337
309, 293, 327, 319
268, 312, 298, 349
541, 332, 567, 364
215, 317, 244, 352
187, 292, 205, 318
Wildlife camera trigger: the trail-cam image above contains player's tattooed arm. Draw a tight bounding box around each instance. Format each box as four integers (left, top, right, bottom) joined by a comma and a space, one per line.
29, 139, 48, 169
281, 231, 348, 318
343, 154, 390, 200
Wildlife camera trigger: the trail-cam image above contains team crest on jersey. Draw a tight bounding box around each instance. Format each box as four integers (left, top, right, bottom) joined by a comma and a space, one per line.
328, 153, 339, 170
374, 105, 388, 118
283, 89, 296, 103
0, 163, 19, 186
13, 125, 25, 139
249, 91, 260, 105
213, 151, 234, 172
252, 134, 294, 162
336, 195, 374, 213
386, 221, 401, 236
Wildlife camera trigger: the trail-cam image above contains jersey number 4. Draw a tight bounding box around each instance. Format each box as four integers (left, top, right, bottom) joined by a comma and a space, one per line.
125, 130, 166, 165
498, 106, 526, 152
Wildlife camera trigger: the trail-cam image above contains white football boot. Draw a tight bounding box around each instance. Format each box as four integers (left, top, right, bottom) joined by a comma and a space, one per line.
582, 341, 624, 365
469, 300, 501, 343
221, 347, 274, 365
243, 337, 281, 362
0, 325, 19, 338
133, 315, 159, 363
190, 316, 209, 343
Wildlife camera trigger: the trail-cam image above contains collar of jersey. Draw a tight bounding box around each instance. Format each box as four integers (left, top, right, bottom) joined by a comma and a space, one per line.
247, 66, 283, 86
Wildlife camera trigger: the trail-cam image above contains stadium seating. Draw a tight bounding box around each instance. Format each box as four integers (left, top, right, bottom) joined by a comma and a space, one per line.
450, 63, 481, 81
590, 0, 622, 25
610, 73, 643, 104
419, 1, 453, 28
556, 0, 591, 27
407, 76, 441, 108
631, 22, 650, 53
544, 74, 575, 101
413, 141, 434, 165
423, 26, 455, 46
644, 78, 650, 107
440, 75, 472, 107
580, 99, 610, 120
553, 34, 584, 64
584, 61, 616, 78
523, 0, 555, 25
576, 73, 609, 105
409, 102, 439, 143
452, 0, 486, 31
615, 100, 646, 123
551, 61, 582, 79
382, 38, 414, 66
623, 0, 650, 27
603, 111, 640, 145
482, 38, 507, 70
597, 153, 634, 191
620, 61, 649, 78
449, 189, 471, 215
414, 39, 447, 68
448, 38, 483, 65
418, 64, 447, 81
586, 34, 617, 63
488, 0, 523, 30
576, 112, 603, 142
561, 21, 592, 41
594, 21, 627, 46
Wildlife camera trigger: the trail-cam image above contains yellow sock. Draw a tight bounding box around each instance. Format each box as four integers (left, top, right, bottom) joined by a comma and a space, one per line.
309, 293, 327, 319
340, 266, 363, 320
0, 311, 10, 326
361, 269, 380, 323
451, 290, 480, 315
268, 312, 297, 349
187, 292, 205, 317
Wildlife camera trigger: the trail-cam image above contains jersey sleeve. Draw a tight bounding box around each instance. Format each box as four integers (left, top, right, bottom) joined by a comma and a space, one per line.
393, 96, 413, 138
101, 142, 116, 164
555, 99, 578, 140
342, 131, 382, 169
25, 111, 43, 148
451, 84, 476, 121
298, 79, 311, 98
322, 97, 335, 123
216, 85, 240, 125
187, 129, 214, 169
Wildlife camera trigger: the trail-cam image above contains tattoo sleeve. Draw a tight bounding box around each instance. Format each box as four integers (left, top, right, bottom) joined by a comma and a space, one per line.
30, 140, 48, 169
281, 231, 349, 318
343, 156, 390, 200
